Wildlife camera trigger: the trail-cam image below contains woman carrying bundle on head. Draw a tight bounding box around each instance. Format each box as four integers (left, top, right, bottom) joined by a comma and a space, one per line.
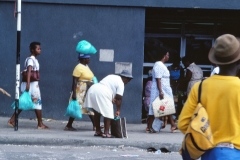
64, 40, 98, 131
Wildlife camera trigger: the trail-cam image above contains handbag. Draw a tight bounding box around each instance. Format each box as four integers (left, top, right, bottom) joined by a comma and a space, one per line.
180, 79, 214, 160
21, 57, 40, 82
152, 95, 175, 117
111, 116, 128, 138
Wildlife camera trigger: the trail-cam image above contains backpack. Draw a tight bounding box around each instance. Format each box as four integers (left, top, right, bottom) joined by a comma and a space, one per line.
180, 79, 214, 160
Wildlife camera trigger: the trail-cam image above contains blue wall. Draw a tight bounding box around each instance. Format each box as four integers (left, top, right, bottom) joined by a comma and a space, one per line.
5, 0, 240, 9
0, 2, 145, 123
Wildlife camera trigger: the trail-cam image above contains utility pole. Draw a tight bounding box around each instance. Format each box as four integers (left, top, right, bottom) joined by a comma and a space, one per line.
14, 0, 22, 131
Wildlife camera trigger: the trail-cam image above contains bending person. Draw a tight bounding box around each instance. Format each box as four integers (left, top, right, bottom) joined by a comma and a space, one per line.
84, 70, 133, 138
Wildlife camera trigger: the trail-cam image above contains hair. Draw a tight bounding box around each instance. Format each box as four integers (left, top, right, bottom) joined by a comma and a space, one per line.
158, 47, 169, 60
172, 56, 181, 64
181, 56, 193, 63
29, 42, 41, 52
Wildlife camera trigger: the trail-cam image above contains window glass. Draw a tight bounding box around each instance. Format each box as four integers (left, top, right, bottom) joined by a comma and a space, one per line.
144, 37, 181, 63
185, 38, 212, 65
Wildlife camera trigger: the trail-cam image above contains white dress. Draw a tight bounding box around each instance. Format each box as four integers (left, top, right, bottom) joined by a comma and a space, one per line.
149, 61, 173, 115
84, 75, 124, 119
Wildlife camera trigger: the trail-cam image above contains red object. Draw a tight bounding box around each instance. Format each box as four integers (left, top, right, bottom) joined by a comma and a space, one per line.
159, 106, 165, 111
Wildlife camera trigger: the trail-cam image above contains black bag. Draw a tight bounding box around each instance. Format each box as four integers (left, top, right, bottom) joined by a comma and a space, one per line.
111, 117, 128, 138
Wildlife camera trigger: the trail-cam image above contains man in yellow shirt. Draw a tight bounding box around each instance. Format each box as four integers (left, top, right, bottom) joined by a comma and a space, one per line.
178, 34, 240, 160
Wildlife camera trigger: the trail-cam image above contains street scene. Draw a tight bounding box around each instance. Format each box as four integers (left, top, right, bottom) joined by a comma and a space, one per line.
2, 1, 240, 160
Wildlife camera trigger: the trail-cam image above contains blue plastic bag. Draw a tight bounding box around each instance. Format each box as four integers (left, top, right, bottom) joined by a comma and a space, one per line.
11, 91, 34, 110
76, 40, 97, 54
92, 76, 98, 84
64, 100, 82, 119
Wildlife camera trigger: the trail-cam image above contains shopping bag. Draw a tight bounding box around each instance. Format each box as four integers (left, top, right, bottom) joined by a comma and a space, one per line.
92, 76, 98, 84
11, 91, 34, 110
152, 118, 163, 132
111, 117, 128, 138
76, 40, 97, 54
152, 96, 175, 117
64, 100, 82, 119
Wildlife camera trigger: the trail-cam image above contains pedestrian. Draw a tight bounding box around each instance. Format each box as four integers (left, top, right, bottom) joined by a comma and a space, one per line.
181, 56, 203, 95
8, 42, 49, 129
168, 56, 185, 121
147, 48, 177, 133
64, 40, 97, 131
143, 69, 152, 132
178, 34, 240, 159
84, 70, 133, 138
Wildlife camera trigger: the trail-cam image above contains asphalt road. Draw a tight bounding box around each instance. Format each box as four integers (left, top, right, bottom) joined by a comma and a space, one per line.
0, 144, 182, 160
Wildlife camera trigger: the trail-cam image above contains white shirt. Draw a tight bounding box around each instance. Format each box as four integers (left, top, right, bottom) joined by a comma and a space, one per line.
99, 75, 124, 96
24, 56, 39, 71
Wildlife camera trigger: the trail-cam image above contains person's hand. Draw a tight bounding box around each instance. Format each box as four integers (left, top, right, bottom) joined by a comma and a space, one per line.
72, 95, 76, 100
159, 92, 164, 100
112, 98, 116, 104
115, 110, 120, 116
25, 85, 30, 92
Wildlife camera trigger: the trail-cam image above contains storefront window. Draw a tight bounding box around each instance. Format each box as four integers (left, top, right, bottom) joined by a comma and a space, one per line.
185, 38, 212, 65
144, 37, 181, 63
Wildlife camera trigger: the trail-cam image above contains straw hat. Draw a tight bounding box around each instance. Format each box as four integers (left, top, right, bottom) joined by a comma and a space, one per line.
208, 34, 240, 65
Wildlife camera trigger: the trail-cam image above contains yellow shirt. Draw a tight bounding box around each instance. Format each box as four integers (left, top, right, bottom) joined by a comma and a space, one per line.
178, 75, 240, 149
72, 63, 94, 81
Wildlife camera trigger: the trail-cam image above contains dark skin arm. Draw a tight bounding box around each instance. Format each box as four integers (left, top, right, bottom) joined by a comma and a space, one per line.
25, 66, 32, 92
156, 78, 164, 99
183, 69, 192, 84
71, 76, 79, 100
112, 94, 122, 116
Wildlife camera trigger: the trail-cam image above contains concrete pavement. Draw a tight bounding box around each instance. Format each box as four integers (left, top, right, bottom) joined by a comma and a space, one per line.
0, 116, 184, 152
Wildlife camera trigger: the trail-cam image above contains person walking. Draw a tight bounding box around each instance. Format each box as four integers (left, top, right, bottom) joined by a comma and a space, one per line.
8, 42, 49, 129
64, 40, 97, 131
147, 48, 177, 133
178, 34, 240, 159
84, 70, 133, 138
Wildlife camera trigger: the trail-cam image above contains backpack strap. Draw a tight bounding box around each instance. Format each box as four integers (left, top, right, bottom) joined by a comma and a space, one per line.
197, 79, 205, 103
24, 57, 36, 70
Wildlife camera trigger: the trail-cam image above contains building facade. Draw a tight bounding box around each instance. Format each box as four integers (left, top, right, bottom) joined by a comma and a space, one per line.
1, 0, 240, 123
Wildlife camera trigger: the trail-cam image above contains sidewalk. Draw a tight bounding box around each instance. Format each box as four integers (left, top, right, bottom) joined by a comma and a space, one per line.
0, 116, 183, 152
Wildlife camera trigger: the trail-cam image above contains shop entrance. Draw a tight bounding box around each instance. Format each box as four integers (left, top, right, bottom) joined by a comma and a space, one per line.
142, 8, 240, 122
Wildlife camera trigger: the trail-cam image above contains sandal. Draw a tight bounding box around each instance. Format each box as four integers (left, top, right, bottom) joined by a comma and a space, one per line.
149, 128, 157, 133
171, 126, 178, 133
94, 132, 103, 137
102, 134, 115, 138
161, 124, 166, 129
37, 125, 50, 130
7, 120, 15, 128
64, 126, 76, 131
145, 127, 150, 133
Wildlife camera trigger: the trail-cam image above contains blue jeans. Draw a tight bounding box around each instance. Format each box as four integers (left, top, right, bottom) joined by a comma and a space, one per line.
202, 147, 240, 160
